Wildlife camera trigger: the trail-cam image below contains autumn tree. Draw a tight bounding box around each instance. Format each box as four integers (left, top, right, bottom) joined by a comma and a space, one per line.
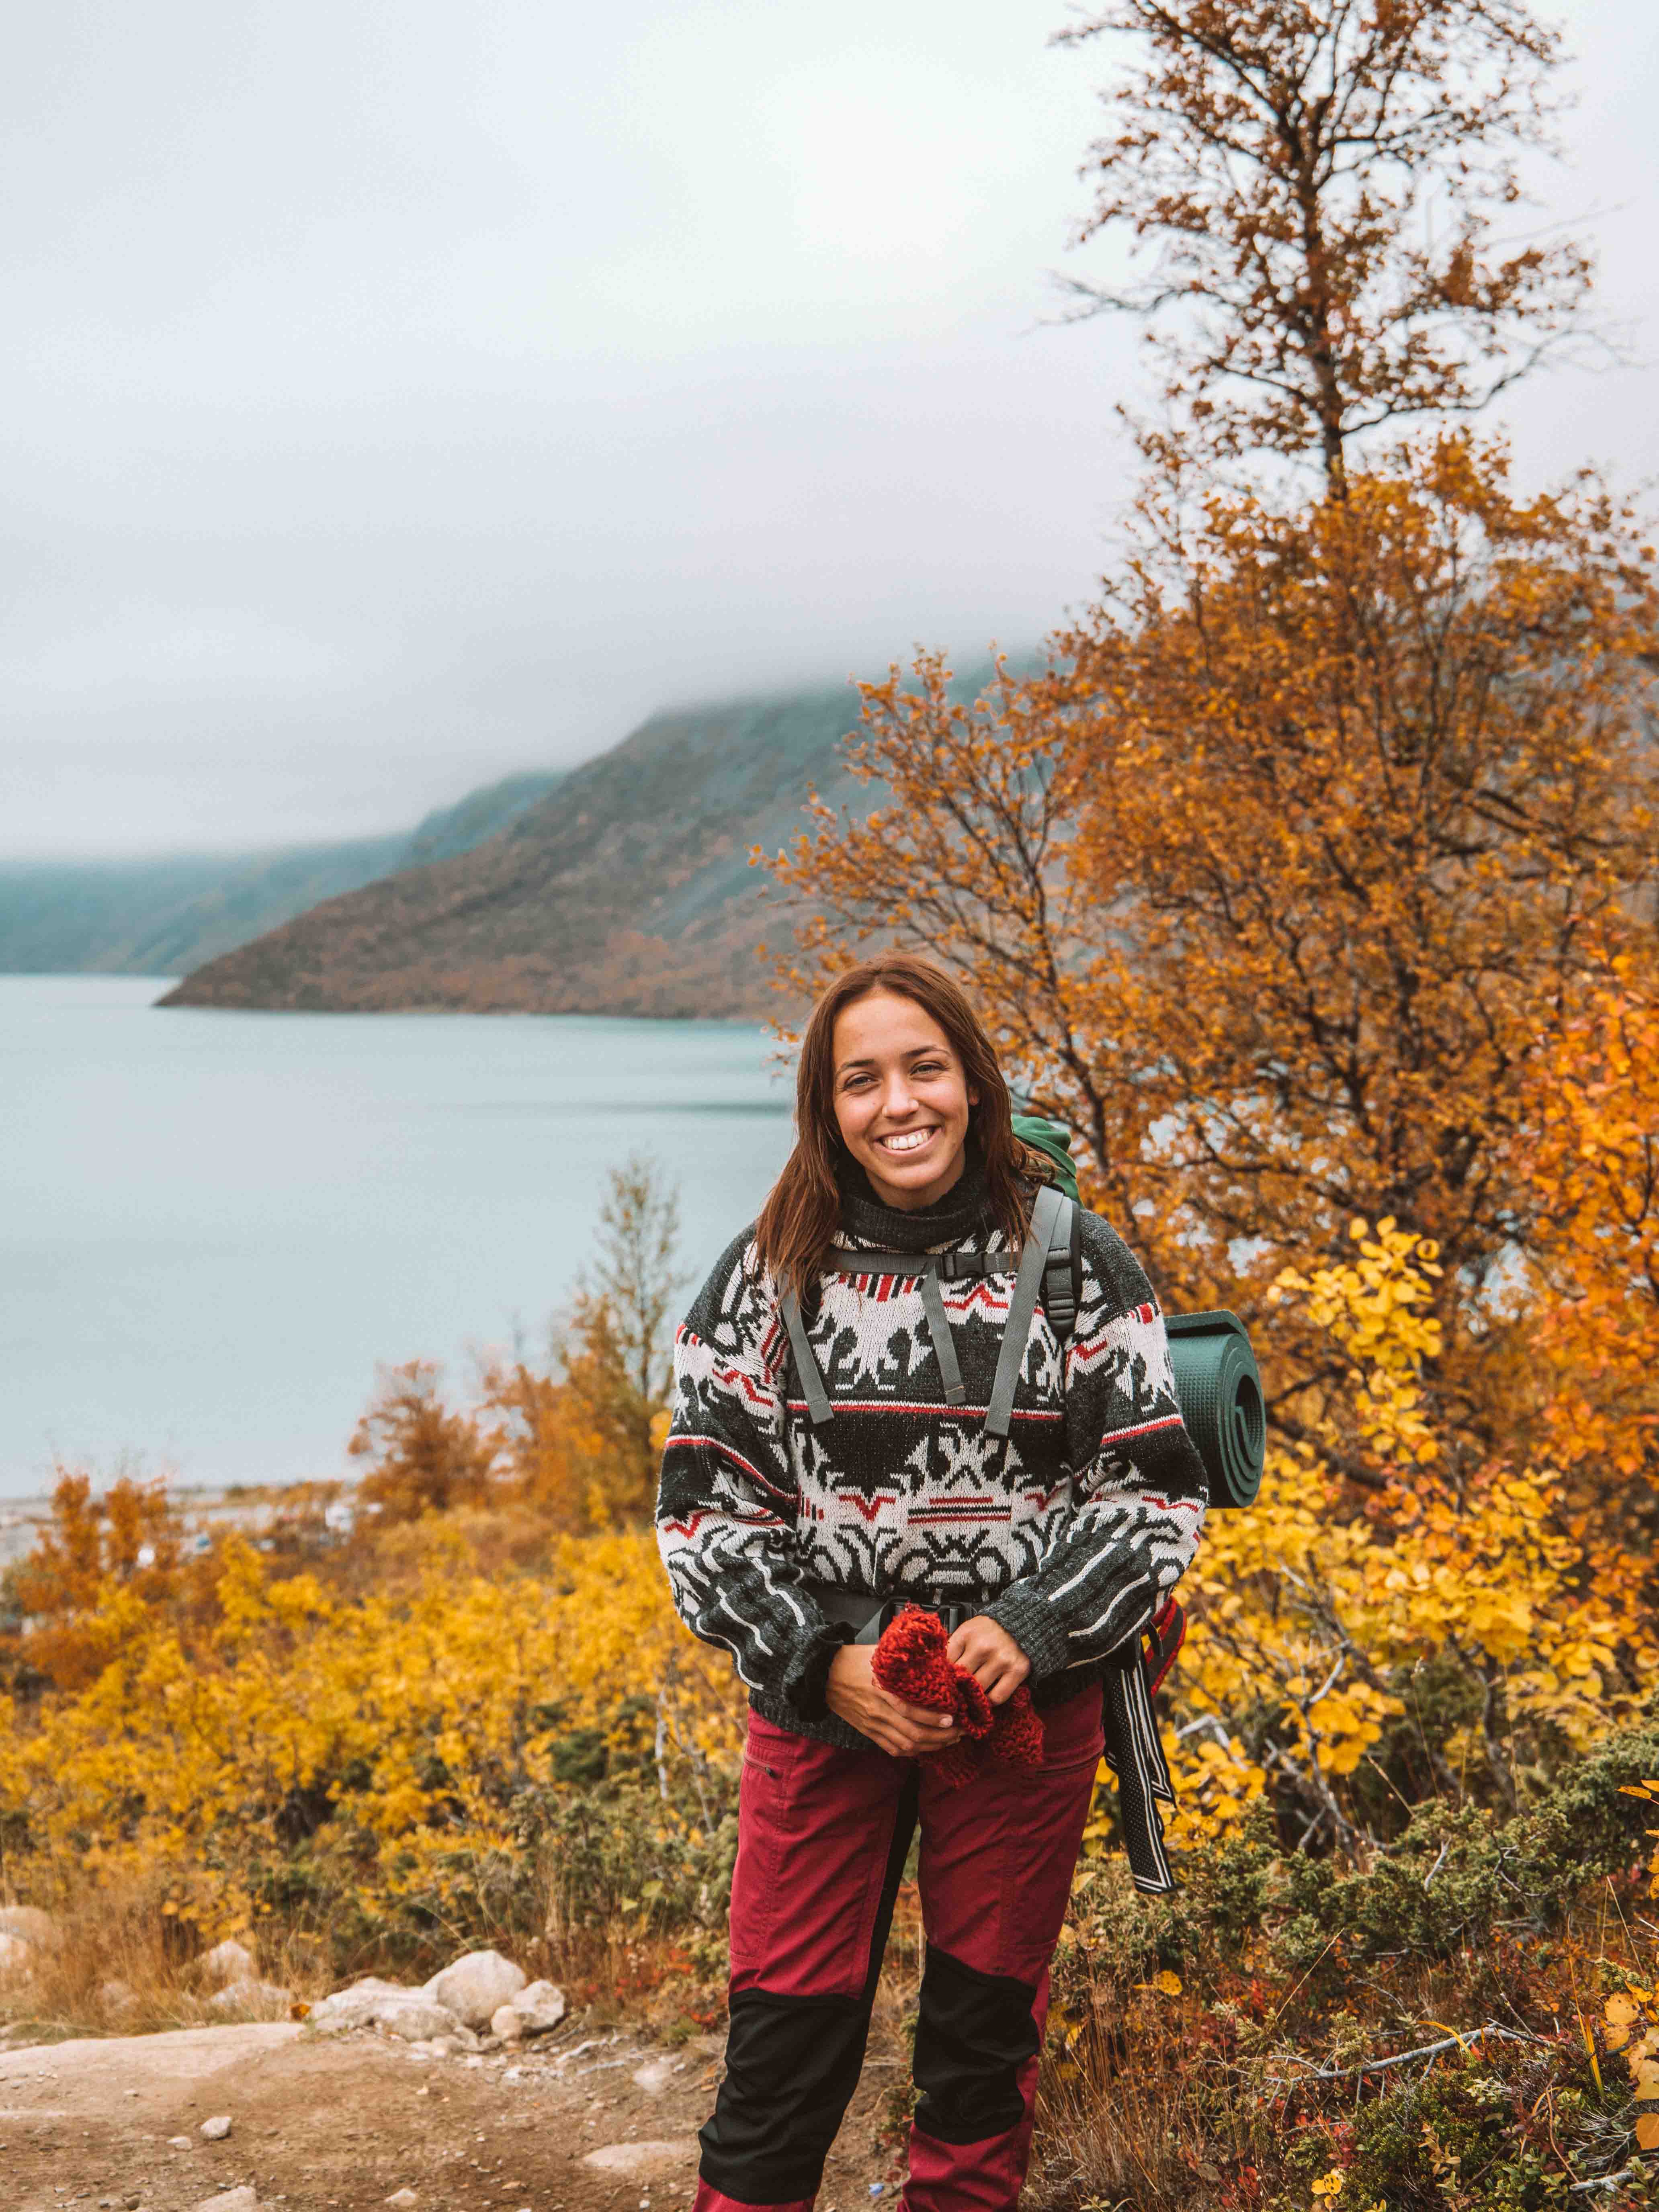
2, 1469, 214, 1693
557, 1155, 688, 1524
474, 1356, 597, 1532
772, 440, 1657, 1456
765, 1, 1656, 1484
349, 1360, 499, 1522
376, 1158, 690, 1532
1058, 0, 1596, 486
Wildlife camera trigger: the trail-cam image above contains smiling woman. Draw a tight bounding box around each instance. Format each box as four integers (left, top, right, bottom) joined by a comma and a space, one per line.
830, 988, 978, 1207
751, 954, 1039, 1298
653, 951, 1210, 2212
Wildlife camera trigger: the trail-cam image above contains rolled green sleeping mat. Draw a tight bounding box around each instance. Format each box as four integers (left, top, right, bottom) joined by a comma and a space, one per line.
1164, 1310, 1265, 1510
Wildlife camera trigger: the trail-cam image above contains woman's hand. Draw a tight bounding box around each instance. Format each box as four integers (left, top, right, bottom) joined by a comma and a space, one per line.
826, 1644, 963, 1757
946, 1616, 1031, 1706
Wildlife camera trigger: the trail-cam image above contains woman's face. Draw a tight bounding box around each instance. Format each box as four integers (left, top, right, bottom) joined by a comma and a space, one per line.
830, 989, 978, 1213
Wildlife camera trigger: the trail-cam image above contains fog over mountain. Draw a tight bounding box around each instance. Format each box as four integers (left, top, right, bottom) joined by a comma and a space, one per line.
2, 0, 1653, 869
0, 772, 563, 977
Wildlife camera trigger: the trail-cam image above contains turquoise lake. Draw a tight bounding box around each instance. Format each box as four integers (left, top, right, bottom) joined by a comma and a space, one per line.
0, 975, 794, 1498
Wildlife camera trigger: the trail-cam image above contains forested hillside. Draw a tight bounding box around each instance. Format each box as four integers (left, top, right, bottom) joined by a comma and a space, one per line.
158, 686, 878, 1019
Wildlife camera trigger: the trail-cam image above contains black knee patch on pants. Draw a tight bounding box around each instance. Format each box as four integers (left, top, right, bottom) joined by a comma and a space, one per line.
699, 1989, 872, 2203
912, 1942, 1039, 2145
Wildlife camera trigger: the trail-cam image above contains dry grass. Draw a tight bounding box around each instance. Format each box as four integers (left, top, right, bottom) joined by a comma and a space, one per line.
0, 1860, 736, 2050
0, 1871, 343, 2042
1032, 2038, 1221, 2212
1018, 1840, 1659, 2212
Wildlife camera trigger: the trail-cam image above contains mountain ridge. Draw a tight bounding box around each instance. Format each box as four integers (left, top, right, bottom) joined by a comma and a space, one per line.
158, 684, 877, 1020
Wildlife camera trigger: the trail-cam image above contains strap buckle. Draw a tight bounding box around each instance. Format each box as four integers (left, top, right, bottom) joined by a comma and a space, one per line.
857, 1597, 974, 1644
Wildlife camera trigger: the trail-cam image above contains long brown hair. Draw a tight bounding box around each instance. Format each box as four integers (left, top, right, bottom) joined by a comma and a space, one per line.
755, 953, 1039, 1298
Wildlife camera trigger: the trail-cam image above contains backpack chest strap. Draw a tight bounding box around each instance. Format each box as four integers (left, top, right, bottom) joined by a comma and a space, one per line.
780, 1187, 1075, 1433
828, 1248, 1007, 1281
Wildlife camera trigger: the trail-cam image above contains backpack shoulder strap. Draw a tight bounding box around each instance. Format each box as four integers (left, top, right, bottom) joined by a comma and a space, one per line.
986, 1184, 1068, 1440
780, 1284, 834, 1427
786, 1191, 1078, 1438
1040, 1193, 1080, 1346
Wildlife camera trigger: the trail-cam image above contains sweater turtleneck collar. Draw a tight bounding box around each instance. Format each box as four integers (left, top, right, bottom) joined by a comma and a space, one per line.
835, 1146, 993, 1254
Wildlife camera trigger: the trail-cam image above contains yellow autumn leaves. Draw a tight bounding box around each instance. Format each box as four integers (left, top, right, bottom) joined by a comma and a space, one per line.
1310, 2173, 1385, 2212
1139, 1225, 1658, 1855
0, 1526, 743, 1938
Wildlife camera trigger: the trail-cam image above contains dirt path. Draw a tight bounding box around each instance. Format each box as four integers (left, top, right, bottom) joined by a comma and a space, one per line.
0, 2015, 902, 2212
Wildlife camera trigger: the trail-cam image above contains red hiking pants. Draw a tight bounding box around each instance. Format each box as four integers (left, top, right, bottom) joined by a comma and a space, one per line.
692, 1683, 1104, 2212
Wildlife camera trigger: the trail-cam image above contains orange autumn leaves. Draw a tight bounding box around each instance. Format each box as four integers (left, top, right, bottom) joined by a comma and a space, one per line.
1521, 975, 1659, 1483
1600, 1967, 1659, 2150
770, 440, 1657, 1351
767, 436, 1659, 1494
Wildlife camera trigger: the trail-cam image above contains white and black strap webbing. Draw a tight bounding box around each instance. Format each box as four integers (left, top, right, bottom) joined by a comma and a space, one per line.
1102, 1649, 1177, 1895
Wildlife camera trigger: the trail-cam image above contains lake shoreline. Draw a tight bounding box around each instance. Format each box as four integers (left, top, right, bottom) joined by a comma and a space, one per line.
1, 976, 793, 1499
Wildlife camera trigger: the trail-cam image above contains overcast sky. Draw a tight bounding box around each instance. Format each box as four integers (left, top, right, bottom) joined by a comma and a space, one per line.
3, 0, 1655, 859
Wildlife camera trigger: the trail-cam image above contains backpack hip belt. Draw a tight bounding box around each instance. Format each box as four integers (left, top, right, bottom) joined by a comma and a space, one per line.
807, 1582, 975, 1644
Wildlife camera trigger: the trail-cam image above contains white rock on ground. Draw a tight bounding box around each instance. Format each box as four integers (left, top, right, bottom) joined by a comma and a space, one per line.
208, 1976, 294, 2021
199, 1938, 256, 1989
191, 2189, 260, 2212
305, 1972, 482, 2046
199, 2111, 234, 2139
421, 1949, 526, 2031
305, 1973, 469, 2035
305, 1976, 410, 2033
0, 1930, 34, 1980
582, 2141, 700, 2181
0, 1905, 57, 1947
379, 1997, 478, 2045
385, 2192, 420, 2208
490, 1979, 567, 2042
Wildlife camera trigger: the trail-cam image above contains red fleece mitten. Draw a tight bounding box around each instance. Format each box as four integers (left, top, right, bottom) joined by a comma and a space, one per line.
870, 1606, 1044, 1789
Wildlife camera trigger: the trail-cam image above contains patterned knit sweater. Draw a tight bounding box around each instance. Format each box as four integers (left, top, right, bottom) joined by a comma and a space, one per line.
654, 1158, 1208, 1750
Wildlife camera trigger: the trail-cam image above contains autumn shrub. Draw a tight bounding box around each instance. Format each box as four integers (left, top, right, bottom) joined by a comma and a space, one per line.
1049, 1210, 1656, 2205
0, 1470, 228, 1696
1075, 1217, 1659, 1885
1040, 1728, 1659, 2212
340, 1153, 686, 1538
348, 1360, 498, 1522
0, 1520, 743, 1996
